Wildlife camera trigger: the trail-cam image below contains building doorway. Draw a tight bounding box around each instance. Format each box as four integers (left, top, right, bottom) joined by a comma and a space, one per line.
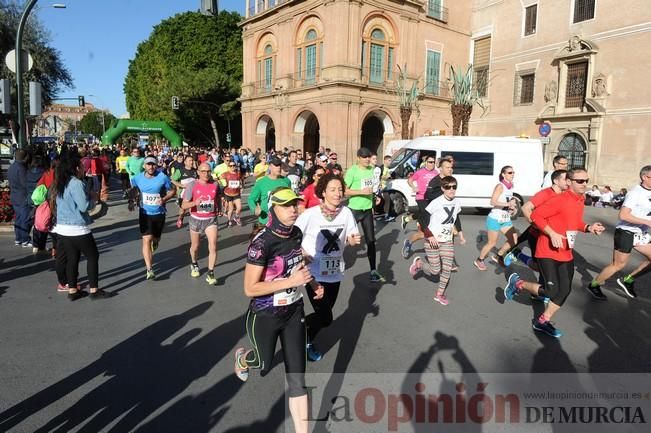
361, 115, 385, 158
558, 133, 586, 169
294, 111, 320, 155
265, 120, 276, 152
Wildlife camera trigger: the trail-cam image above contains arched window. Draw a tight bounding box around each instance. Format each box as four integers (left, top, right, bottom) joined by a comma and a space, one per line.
296, 28, 323, 86
257, 41, 275, 93
362, 26, 394, 84
558, 133, 586, 169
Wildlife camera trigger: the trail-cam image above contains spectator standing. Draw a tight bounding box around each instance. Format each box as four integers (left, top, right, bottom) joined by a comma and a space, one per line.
8, 150, 32, 247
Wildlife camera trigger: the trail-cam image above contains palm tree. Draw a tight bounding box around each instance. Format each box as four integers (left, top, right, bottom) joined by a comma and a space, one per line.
393, 64, 420, 139
448, 64, 486, 136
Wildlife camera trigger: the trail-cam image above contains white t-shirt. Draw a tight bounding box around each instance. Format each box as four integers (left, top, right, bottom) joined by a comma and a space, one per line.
600, 191, 614, 203
542, 171, 553, 188
488, 183, 514, 223
426, 195, 461, 243
616, 184, 651, 234
295, 206, 359, 283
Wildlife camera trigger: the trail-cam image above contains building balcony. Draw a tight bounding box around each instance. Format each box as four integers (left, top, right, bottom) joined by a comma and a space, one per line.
426, 2, 449, 24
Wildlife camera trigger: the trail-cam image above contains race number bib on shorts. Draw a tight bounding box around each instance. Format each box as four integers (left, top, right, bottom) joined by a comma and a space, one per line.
497, 210, 511, 224
273, 287, 303, 306
633, 231, 651, 246
434, 224, 453, 243
566, 230, 578, 249
228, 180, 240, 189
198, 200, 214, 213
142, 192, 162, 206
319, 257, 344, 276
361, 178, 374, 190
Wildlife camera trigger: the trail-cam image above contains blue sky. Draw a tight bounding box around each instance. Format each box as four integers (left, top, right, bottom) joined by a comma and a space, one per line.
38, 0, 245, 117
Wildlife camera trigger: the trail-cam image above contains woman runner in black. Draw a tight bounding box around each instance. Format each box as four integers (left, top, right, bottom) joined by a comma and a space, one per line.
234, 187, 323, 433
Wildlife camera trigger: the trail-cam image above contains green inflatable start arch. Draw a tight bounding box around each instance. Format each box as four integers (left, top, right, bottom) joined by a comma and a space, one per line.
101, 119, 182, 148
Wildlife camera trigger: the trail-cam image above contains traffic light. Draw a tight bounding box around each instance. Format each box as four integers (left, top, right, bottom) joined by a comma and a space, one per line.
29, 82, 42, 116
226, 132, 232, 143
0, 79, 11, 114
78, 95, 85, 107
171, 96, 180, 110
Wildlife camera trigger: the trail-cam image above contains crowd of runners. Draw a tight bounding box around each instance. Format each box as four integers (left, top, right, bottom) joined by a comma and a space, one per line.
6, 141, 651, 433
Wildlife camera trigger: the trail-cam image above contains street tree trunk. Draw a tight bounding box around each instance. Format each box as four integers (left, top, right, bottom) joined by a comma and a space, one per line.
451, 103, 463, 136
461, 105, 473, 136
208, 111, 220, 149
400, 106, 411, 139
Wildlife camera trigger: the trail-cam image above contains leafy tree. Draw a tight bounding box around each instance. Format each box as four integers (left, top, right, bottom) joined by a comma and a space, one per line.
124, 11, 242, 147
79, 111, 117, 138
0, 0, 73, 119
391, 64, 420, 139
448, 64, 486, 136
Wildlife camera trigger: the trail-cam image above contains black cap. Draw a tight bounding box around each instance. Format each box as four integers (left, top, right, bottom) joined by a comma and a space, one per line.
269, 156, 282, 166
357, 147, 372, 157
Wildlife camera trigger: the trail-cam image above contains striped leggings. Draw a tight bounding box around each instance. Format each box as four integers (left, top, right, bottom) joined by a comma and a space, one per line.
423, 241, 455, 293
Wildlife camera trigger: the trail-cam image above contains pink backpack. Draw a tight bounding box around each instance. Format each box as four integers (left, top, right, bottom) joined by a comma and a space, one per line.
34, 200, 53, 232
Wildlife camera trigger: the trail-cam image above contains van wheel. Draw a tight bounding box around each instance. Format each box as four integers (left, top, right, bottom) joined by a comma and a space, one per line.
390, 192, 407, 215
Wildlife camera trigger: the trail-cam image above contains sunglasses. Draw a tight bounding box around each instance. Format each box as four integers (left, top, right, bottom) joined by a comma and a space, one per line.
229, 164, 236, 167
570, 178, 590, 184
505, 171, 515, 175
426, 160, 436, 164
443, 185, 458, 190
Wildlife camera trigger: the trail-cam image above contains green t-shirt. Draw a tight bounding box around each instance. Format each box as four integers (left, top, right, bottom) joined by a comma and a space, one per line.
126, 156, 144, 179
248, 175, 291, 225
344, 164, 374, 210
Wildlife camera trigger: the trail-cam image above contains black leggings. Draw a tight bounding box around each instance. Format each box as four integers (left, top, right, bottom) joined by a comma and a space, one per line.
352, 209, 377, 271
538, 258, 574, 307
56, 233, 99, 289
305, 281, 341, 342
244, 303, 306, 397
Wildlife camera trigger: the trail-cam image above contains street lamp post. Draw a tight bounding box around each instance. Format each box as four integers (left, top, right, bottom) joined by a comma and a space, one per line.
15, 1, 66, 148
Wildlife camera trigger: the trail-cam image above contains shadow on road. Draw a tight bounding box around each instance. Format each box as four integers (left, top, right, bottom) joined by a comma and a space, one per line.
0, 302, 249, 433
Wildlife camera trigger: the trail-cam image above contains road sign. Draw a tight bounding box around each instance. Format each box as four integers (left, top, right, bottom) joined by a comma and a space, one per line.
5, 49, 33, 73
540, 136, 551, 145
538, 122, 552, 137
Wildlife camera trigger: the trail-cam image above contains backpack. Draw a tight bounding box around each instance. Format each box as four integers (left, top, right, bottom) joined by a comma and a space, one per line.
34, 200, 53, 232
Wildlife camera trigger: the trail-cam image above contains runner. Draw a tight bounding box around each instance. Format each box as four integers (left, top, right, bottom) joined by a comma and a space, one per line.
126, 147, 144, 182
502, 169, 569, 269
220, 160, 243, 226
130, 157, 177, 280
474, 166, 519, 271
295, 172, 361, 361
248, 157, 291, 234
541, 155, 568, 188
502, 169, 605, 338
115, 149, 130, 198
344, 147, 386, 282
181, 163, 220, 285
234, 187, 321, 433
213, 153, 232, 214
409, 176, 465, 306
172, 155, 197, 228
286, 150, 303, 193
299, 166, 325, 212
401, 155, 442, 258
587, 165, 651, 299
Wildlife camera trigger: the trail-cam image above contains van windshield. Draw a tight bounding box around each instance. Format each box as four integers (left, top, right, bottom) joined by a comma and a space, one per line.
388, 148, 417, 169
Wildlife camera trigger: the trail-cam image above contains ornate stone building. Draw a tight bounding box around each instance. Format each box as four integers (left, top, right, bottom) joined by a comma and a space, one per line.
469, 0, 651, 187
239, 0, 471, 166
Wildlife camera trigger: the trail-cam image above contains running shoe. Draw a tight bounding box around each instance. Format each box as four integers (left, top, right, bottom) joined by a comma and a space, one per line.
146, 269, 156, 280
21, 241, 33, 248
401, 239, 412, 259
409, 257, 422, 278
14, 241, 21, 246
190, 264, 200, 278
369, 270, 386, 283
234, 216, 242, 226
503, 273, 521, 301
450, 259, 459, 272
503, 251, 518, 267
176, 218, 183, 229
90, 289, 114, 300
206, 272, 217, 285
68, 290, 88, 302
617, 278, 637, 298
491, 254, 506, 267
57, 283, 69, 293
585, 283, 608, 301
151, 240, 159, 253
306, 343, 323, 362
473, 258, 487, 271
227, 220, 234, 227
532, 319, 563, 338
401, 215, 409, 230
529, 294, 551, 304
234, 347, 249, 382
384, 215, 396, 223
433, 293, 449, 306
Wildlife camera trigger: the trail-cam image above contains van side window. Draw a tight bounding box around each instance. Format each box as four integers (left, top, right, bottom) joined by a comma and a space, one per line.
445, 151, 494, 175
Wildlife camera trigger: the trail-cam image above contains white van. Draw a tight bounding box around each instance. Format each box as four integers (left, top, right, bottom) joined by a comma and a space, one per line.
384, 136, 544, 213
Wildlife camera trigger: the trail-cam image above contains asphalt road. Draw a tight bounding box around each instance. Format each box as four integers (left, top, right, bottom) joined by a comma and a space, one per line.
0, 180, 649, 432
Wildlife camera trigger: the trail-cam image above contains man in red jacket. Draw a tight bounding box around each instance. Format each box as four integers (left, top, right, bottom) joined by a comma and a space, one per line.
502, 168, 605, 338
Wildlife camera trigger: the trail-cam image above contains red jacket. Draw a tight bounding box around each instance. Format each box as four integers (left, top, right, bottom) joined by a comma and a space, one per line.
531, 190, 588, 262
